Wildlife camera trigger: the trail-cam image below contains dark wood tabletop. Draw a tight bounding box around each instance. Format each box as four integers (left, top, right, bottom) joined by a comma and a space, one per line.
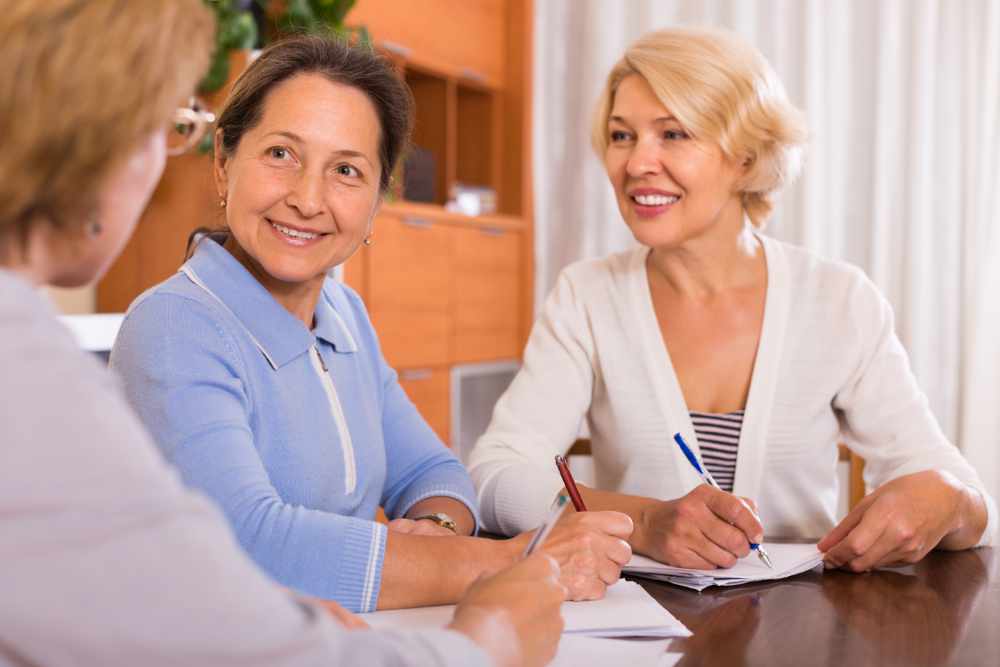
632, 548, 999, 667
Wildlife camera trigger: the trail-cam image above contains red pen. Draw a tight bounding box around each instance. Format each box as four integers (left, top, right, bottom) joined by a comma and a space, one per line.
554, 454, 588, 511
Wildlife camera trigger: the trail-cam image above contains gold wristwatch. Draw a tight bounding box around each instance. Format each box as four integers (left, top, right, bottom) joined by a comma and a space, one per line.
412, 512, 458, 533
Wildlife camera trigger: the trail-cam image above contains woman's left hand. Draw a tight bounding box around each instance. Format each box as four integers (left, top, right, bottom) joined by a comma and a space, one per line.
818, 470, 980, 571
388, 517, 456, 536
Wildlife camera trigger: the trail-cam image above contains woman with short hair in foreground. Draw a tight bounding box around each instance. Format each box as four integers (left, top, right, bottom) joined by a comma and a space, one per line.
0, 2, 562, 666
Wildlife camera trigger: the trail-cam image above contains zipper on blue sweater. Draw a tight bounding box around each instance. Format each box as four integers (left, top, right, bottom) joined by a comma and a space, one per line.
309, 346, 357, 494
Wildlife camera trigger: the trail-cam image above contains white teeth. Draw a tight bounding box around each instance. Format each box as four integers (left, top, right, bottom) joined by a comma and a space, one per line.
633, 194, 679, 206
271, 221, 319, 240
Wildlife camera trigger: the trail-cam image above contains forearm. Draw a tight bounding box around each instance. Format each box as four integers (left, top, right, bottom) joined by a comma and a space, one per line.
939, 484, 989, 550
406, 496, 476, 536
577, 484, 659, 555
377, 533, 518, 609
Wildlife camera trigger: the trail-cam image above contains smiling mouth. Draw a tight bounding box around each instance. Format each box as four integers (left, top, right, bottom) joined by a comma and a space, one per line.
630, 193, 680, 206
267, 218, 327, 241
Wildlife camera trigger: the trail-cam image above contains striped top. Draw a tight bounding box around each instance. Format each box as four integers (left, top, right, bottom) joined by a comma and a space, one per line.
690, 410, 744, 492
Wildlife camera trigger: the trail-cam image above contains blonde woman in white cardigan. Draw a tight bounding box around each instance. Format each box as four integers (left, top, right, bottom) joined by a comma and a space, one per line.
469, 27, 996, 573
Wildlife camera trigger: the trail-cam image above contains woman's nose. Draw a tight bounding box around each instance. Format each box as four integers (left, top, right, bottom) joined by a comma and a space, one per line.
625, 138, 662, 178
286, 169, 323, 218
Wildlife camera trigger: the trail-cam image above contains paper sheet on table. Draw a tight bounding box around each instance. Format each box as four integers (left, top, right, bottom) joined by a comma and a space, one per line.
624, 542, 824, 591
552, 637, 683, 667
361, 580, 691, 638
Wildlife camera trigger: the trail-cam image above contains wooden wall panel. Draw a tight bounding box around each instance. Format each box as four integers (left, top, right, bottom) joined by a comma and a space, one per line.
348, 0, 505, 86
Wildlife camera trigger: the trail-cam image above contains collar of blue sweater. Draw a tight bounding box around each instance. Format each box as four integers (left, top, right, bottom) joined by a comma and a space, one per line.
180, 237, 358, 369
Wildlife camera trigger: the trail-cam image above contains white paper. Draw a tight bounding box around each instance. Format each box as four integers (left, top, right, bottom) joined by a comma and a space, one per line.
361, 580, 691, 639
624, 542, 824, 591
551, 637, 683, 667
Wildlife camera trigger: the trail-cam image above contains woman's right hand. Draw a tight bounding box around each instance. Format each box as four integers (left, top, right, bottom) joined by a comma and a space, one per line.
512, 510, 634, 600
448, 554, 565, 667
636, 485, 762, 569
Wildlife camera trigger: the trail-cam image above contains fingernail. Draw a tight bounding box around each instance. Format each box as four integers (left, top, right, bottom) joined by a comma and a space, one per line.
753, 533, 764, 544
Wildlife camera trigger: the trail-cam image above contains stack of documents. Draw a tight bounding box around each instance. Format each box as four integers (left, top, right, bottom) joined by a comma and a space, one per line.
362, 579, 691, 639
624, 542, 824, 592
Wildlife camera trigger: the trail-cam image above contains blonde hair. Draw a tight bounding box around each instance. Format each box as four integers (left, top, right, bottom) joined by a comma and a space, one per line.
591, 27, 807, 226
0, 0, 215, 247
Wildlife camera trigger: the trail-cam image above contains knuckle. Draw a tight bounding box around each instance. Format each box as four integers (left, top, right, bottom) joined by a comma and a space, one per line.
676, 502, 699, 521
844, 538, 865, 558
892, 523, 916, 541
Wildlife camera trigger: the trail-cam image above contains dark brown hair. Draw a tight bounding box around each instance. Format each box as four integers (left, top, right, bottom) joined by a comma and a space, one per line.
216, 32, 413, 192
0, 0, 214, 250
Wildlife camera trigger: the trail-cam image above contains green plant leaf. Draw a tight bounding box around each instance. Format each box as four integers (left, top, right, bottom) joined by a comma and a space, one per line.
199, 48, 231, 93
222, 12, 257, 49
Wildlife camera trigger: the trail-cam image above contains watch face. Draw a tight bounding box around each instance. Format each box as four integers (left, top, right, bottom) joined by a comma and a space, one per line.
418, 512, 457, 532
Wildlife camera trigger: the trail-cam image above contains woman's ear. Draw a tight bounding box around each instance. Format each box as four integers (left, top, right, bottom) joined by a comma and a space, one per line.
212, 128, 229, 203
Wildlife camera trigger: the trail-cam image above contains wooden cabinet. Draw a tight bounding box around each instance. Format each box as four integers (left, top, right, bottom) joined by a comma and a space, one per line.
367, 213, 452, 368
346, 0, 506, 87
397, 367, 451, 444
451, 225, 521, 362
348, 203, 525, 371
343, 0, 534, 446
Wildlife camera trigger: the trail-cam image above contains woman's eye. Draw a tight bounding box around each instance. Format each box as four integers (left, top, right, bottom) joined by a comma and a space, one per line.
664, 129, 689, 141
268, 146, 289, 160
335, 164, 360, 178
609, 130, 631, 142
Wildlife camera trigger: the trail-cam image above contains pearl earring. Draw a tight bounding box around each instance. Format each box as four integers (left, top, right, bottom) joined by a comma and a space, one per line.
219, 197, 227, 208
363, 235, 373, 246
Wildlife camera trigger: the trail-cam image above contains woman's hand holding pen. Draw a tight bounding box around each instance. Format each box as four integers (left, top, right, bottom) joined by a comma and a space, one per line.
819, 469, 988, 572
449, 554, 565, 667
510, 511, 634, 600
635, 485, 763, 569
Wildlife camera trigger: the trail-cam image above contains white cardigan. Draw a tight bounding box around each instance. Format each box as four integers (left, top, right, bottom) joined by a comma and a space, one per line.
468, 235, 997, 546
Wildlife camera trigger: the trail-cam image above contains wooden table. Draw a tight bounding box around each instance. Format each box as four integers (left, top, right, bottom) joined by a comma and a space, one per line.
633, 548, 999, 667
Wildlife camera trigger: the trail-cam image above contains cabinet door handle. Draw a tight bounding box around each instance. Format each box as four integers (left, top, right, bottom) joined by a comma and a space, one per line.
381, 41, 412, 58
402, 217, 433, 229
400, 369, 432, 381
480, 226, 505, 237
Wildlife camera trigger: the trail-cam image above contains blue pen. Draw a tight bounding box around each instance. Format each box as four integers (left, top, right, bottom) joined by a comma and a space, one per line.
673, 432, 774, 569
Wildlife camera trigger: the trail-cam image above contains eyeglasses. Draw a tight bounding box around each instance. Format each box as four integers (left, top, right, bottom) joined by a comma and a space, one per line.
167, 98, 216, 156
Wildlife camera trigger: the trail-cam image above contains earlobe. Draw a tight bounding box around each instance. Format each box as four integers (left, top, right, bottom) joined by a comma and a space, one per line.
212, 128, 230, 197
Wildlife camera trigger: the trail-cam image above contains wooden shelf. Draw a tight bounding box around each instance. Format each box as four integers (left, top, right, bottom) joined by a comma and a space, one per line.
404, 68, 451, 206
378, 201, 526, 231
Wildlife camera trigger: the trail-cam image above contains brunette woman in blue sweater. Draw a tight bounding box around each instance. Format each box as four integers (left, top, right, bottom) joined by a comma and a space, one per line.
111, 35, 632, 613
